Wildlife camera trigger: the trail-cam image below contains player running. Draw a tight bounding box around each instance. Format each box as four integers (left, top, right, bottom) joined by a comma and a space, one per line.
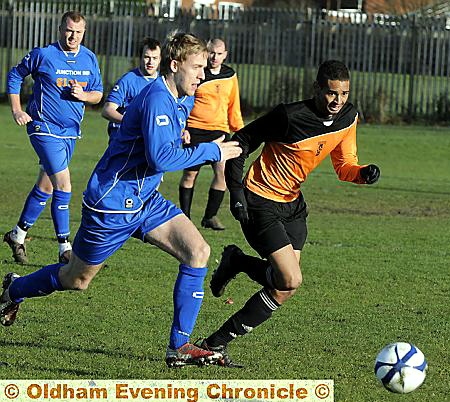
0, 32, 242, 368
198, 60, 381, 367
3, 11, 103, 264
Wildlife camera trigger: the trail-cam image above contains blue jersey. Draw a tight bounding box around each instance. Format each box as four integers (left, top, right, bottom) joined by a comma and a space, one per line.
7, 42, 103, 139
105, 67, 157, 135
83, 76, 222, 213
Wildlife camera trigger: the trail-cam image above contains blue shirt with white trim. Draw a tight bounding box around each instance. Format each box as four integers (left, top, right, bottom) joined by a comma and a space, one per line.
105, 67, 157, 136
83, 76, 222, 213
7, 41, 103, 139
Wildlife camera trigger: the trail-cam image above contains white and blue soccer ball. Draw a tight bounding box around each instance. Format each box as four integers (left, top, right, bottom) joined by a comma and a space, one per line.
374, 342, 427, 394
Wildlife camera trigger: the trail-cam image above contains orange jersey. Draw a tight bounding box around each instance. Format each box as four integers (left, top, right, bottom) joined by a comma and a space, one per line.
187, 65, 244, 133
226, 100, 367, 202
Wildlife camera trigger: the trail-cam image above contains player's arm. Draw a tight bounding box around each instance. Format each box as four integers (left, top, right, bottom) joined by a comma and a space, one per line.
227, 74, 244, 132
330, 117, 380, 184
7, 49, 37, 126
142, 97, 227, 172
226, 104, 288, 222
69, 80, 102, 104
225, 103, 288, 191
8, 94, 32, 126
101, 101, 123, 123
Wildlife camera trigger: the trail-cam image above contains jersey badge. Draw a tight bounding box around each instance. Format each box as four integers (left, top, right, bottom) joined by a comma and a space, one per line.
156, 115, 169, 126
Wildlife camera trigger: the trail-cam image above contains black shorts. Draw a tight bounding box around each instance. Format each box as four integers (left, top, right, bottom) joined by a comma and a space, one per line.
184, 127, 231, 172
241, 189, 308, 258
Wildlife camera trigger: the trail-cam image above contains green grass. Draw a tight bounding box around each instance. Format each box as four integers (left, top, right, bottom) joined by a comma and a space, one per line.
0, 104, 449, 402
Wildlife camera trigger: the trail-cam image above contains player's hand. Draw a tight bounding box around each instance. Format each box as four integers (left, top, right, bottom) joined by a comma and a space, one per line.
229, 190, 249, 224
69, 79, 85, 101
12, 110, 32, 126
182, 129, 191, 145
213, 135, 242, 162
360, 164, 380, 184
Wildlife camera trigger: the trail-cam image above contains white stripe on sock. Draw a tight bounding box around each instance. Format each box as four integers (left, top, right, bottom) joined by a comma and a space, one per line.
259, 289, 279, 311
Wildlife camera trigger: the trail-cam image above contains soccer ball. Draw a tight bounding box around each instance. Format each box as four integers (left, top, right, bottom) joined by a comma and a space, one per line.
374, 342, 427, 394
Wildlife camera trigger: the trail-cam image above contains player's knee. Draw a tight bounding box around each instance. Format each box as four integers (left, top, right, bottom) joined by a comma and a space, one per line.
181, 171, 197, 187
55, 183, 72, 192
65, 275, 92, 291
39, 183, 53, 194
188, 241, 210, 267
59, 270, 93, 291
275, 272, 302, 291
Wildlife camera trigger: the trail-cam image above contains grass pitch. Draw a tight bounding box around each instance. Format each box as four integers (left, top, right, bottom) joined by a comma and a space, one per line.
0, 104, 449, 402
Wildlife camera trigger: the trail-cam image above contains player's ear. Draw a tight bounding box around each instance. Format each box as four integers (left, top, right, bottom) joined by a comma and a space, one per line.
170, 60, 178, 73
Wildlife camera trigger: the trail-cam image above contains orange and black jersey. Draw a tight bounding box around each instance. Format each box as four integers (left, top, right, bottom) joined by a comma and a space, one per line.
187, 64, 244, 133
226, 99, 368, 203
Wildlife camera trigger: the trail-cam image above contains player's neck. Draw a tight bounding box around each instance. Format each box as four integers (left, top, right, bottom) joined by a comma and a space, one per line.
209, 66, 221, 75
163, 75, 179, 98
58, 40, 80, 53
140, 68, 157, 79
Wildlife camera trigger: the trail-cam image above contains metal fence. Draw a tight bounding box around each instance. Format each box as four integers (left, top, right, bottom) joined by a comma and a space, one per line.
0, 0, 449, 123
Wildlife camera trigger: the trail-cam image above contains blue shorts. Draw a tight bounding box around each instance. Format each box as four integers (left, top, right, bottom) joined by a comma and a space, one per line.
29, 135, 76, 175
73, 191, 182, 265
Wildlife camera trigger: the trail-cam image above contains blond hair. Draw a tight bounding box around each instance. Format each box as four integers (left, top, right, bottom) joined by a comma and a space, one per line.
160, 31, 207, 76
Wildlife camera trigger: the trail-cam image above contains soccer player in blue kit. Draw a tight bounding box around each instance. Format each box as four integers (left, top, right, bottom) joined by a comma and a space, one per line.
102, 37, 161, 140
3, 11, 103, 264
0, 32, 242, 368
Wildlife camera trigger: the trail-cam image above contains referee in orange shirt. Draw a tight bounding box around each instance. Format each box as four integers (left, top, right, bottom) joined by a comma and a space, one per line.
179, 38, 244, 230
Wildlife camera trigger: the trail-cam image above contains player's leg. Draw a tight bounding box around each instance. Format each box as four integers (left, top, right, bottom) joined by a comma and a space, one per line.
0, 252, 103, 326
37, 136, 75, 263
201, 160, 226, 230
4, 168, 53, 264
204, 192, 308, 365
1, 205, 136, 327
48, 167, 73, 263
178, 168, 200, 218
141, 196, 222, 366
204, 246, 301, 364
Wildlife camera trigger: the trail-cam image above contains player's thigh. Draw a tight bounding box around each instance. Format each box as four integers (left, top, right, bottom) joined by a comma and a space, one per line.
242, 190, 308, 256
135, 192, 209, 266
144, 214, 210, 267
29, 135, 76, 176
268, 245, 302, 289
73, 207, 142, 266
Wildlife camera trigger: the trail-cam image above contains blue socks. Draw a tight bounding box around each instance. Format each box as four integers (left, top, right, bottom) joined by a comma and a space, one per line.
169, 264, 207, 349
8, 263, 64, 302
19, 185, 52, 228
18, 186, 71, 241
51, 189, 72, 240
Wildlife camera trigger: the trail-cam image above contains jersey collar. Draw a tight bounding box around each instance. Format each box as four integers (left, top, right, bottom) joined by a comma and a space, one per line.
57, 40, 81, 57
162, 76, 188, 103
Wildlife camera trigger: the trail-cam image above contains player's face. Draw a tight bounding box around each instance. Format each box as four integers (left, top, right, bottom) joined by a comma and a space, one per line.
174, 52, 207, 97
315, 79, 350, 117
59, 18, 86, 52
208, 43, 227, 71
140, 46, 161, 78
